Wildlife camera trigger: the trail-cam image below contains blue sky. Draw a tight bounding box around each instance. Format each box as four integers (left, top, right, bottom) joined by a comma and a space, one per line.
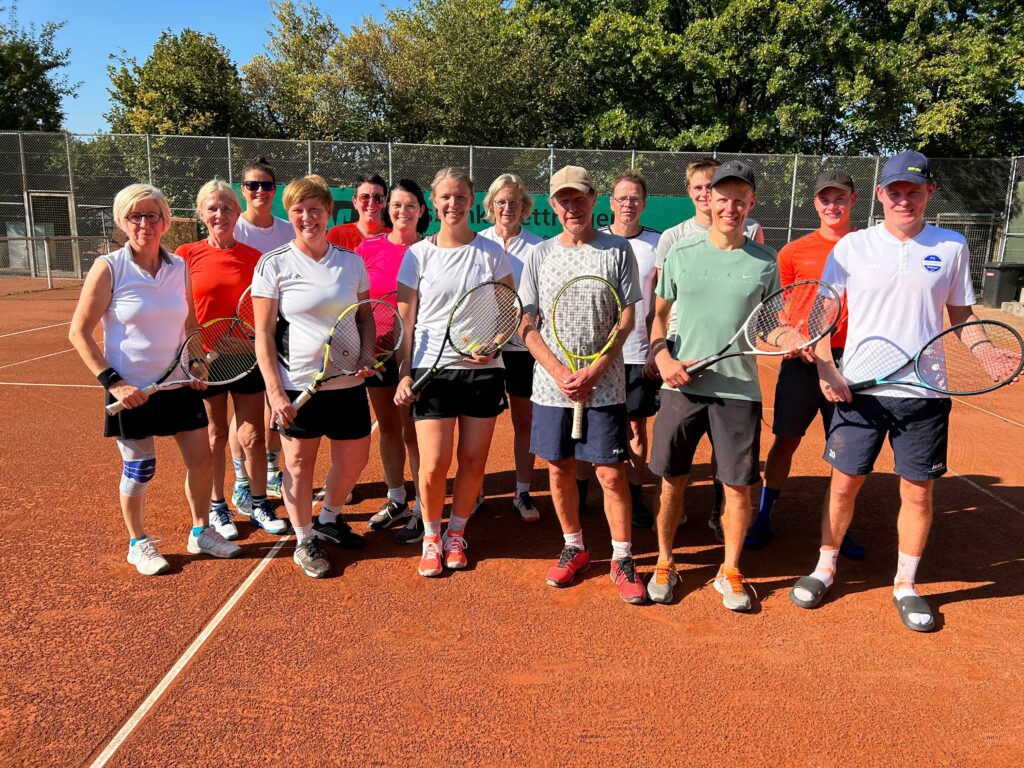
20, 1, 411, 134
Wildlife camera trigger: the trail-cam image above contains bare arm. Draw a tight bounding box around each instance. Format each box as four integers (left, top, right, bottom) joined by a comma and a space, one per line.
254, 295, 293, 427
393, 283, 419, 405
650, 294, 690, 389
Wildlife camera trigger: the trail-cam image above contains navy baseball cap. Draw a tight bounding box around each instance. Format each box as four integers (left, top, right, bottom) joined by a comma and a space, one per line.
880, 151, 932, 186
710, 160, 756, 191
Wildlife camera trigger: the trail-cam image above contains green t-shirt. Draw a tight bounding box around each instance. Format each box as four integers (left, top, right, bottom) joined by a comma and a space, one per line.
657, 233, 779, 401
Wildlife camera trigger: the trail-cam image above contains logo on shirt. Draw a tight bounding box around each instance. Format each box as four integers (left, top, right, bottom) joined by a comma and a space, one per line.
922, 254, 942, 273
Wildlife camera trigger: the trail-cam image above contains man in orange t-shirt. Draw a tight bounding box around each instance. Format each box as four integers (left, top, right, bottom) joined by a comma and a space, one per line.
745, 169, 864, 557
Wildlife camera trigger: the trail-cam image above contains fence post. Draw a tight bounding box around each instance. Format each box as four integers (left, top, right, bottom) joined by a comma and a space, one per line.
631, 149, 636, 169
145, 134, 153, 185
549, 145, 554, 179
786, 154, 799, 243
64, 131, 82, 277
43, 239, 53, 290
867, 156, 880, 225
17, 132, 36, 278
227, 136, 234, 182
469, 145, 474, 179
388, 143, 394, 184
997, 156, 1018, 262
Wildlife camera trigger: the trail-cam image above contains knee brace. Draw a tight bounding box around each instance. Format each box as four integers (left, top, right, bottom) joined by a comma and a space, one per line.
117, 437, 156, 497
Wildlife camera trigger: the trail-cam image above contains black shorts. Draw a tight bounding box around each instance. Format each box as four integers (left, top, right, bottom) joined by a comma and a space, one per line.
411, 368, 507, 420
824, 395, 952, 481
281, 385, 371, 441
772, 349, 843, 437
649, 389, 762, 486
625, 363, 661, 418
530, 402, 628, 464
104, 386, 209, 440
201, 365, 266, 399
365, 357, 399, 389
502, 350, 535, 399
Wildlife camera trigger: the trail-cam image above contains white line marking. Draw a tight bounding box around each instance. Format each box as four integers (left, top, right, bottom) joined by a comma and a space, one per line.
88, 536, 291, 768
948, 468, 1024, 518
0, 381, 100, 388
952, 397, 1024, 429
0, 321, 70, 338
0, 347, 75, 370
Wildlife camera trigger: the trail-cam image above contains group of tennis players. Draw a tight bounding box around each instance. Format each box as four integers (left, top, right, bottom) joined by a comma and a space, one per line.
69, 148, 990, 632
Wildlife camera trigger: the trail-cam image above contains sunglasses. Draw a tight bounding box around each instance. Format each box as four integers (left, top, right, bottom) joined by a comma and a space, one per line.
357, 193, 385, 204
242, 181, 275, 192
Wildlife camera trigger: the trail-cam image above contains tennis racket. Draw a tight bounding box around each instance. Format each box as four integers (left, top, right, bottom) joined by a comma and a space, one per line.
290, 298, 404, 412
234, 285, 256, 333
684, 279, 843, 376
409, 281, 523, 395
845, 320, 1023, 395
550, 275, 624, 440
106, 317, 258, 415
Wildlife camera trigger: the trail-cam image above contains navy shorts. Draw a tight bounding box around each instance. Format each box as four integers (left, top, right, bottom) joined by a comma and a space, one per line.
280, 385, 371, 441
649, 389, 762, 486
365, 357, 399, 389
772, 349, 843, 437
411, 368, 507, 420
201, 365, 265, 399
104, 386, 209, 440
625, 363, 661, 418
502, 350, 535, 399
824, 395, 952, 481
530, 402, 628, 464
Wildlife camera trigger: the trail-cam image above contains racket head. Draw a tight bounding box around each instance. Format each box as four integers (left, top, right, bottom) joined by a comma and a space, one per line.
914, 320, 1024, 395
550, 275, 623, 370
236, 286, 254, 328
447, 281, 523, 357
744, 280, 842, 354
372, 293, 403, 365
184, 318, 258, 384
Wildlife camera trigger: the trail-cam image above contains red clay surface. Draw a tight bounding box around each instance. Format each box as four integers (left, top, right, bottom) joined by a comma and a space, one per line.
1, 285, 1023, 767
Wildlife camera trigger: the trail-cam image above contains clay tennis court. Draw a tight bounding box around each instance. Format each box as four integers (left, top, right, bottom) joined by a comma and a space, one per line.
1, 285, 1022, 767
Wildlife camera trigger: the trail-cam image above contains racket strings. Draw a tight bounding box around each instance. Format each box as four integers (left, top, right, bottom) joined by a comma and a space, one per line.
551, 280, 620, 360
371, 300, 403, 360
920, 322, 1024, 394
325, 315, 365, 374
449, 284, 521, 356
183, 318, 258, 383
747, 282, 839, 353
236, 287, 255, 333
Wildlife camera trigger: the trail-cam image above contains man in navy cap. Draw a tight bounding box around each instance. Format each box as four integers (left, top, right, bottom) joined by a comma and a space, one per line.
789, 151, 979, 632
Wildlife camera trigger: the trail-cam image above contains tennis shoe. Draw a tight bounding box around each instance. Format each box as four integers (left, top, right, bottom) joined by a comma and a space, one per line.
708, 509, 725, 544
265, 470, 283, 499
210, 502, 239, 541
394, 510, 424, 545
545, 545, 589, 587
127, 537, 170, 576
368, 499, 411, 531
419, 534, 444, 577
713, 566, 752, 612
250, 500, 289, 535
293, 537, 331, 579
647, 560, 679, 604
610, 556, 646, 605
231, 480, 253, 516
188, 527, 242, 559
312, 516, 365, 549
744, 522, 774, 550
442, 530, 469, 569
512, 492, 540, 523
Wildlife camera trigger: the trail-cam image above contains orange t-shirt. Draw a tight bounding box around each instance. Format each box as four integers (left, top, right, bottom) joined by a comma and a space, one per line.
176, 240, 262, 324
326, 222, 391, 251
777, 230, 849, 349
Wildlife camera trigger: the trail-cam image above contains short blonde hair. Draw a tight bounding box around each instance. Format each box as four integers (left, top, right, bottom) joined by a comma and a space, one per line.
483, 174, 534, 224
112, 184, 172, 231
281, 175, 333, 212
430, 167, 474, 196
195, 179, 239, 213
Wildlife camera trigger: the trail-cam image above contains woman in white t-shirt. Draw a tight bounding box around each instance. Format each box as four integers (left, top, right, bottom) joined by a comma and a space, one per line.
477, 173, 543, 524
251, 175, 375, 580
69, 183, 240, 576
394, 167, 515, 577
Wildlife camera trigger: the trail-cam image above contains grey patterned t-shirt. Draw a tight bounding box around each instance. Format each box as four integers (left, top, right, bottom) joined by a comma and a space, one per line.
518, 231, 642, 408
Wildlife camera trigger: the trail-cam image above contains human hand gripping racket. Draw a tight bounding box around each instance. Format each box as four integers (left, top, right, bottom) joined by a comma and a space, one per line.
550, 275, 624, 440
407, 281, 523, 395
105, 317, 259, 415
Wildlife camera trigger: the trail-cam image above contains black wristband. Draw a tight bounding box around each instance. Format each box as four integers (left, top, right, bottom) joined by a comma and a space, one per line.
97, 367, 123, 389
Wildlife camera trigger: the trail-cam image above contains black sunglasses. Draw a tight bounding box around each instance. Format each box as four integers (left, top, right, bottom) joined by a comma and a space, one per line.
242, 181, 275, 192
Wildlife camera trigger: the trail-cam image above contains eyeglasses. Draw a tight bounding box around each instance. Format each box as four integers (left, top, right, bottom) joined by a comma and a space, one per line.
242, 180, 275, 192
357, 193, 385, 204
612, 195, 644, 206
495, 199, 523, 209
124, 212, 163, 226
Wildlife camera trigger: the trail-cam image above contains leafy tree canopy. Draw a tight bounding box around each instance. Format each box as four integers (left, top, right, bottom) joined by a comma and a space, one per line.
0, 4, 76, 130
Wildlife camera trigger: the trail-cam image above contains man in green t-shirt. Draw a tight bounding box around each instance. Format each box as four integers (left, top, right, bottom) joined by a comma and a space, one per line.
647, 160, 779, 611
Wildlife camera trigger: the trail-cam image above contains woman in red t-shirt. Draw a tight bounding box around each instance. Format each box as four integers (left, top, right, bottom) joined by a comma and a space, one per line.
326, 173, 391, 251
177, 180, 288, 541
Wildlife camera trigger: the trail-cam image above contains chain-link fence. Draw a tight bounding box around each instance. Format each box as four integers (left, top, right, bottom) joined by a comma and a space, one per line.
1, 131, 1021, 292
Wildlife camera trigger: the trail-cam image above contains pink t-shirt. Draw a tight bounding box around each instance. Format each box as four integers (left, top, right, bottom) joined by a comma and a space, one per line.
355, 234, 410, 302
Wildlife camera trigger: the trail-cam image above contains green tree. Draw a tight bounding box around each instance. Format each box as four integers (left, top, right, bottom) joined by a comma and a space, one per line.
106, 29, 255, 136
0, 5, 76, 130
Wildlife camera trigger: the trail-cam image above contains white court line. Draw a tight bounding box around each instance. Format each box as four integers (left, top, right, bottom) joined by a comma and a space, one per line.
88, 536, 292, 768
949, 468, 1024, 518
0, 381, 100, 388
0, 347, 75, 370
952, 397, 1024, 429
0, 321, 70, 338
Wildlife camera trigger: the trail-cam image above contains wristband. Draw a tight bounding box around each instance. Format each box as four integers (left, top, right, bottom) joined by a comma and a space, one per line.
97, 367, 123, 389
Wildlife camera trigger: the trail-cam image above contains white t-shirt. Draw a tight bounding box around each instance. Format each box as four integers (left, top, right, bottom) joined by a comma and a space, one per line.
396, 234, 513, 371
824, 223, 976, 398
600, 225, 660, 364
477, 225, 543, 352
235, 216, 294, 255
251, 243, 370, 391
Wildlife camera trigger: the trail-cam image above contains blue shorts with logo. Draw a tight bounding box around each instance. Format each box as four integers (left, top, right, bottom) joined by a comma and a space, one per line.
530, 402, 628, 464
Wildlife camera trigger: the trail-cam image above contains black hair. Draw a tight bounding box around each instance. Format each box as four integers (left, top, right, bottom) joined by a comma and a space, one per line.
242, 156, 276, 183
381, 178, 431, 234
353, 173, 388, 195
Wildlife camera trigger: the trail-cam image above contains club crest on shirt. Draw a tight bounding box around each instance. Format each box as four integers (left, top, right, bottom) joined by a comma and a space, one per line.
922, 254, 942, 273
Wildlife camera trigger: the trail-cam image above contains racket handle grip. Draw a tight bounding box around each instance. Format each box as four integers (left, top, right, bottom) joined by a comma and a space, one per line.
409, 370, 431, 395
291, 389, 313, 412
571, 401, 584, 440
847, 379, 874, 393
105, 382, 159, 415
683, 359, 712, 376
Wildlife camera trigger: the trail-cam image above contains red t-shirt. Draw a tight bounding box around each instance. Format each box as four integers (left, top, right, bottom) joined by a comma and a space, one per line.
326, 221, 391, 252
777, 230, 849, 348
176, 240, 262, 324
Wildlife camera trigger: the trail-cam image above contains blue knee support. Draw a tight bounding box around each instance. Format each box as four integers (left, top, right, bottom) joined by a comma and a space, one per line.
117, 437, 156, 497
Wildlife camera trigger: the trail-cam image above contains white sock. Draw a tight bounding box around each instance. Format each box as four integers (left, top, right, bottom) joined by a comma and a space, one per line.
792, 548, 839, 604
447, 513, 469, 534
894, 551, 921, 589
564, 530, 584, 550
232, 457, 248, 482
387, 485, 407, 505
266, 450, 280, 471
319, 503, 341, 525
294, 525, 313, 542
515, 482, 530, 497
424, 520, 441, 537
611, 539, 632, 561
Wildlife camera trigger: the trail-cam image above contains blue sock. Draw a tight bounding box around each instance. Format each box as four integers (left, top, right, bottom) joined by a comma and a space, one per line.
192, 525, 208, 537
756, 487, 781, 527
129, 536, 146, 547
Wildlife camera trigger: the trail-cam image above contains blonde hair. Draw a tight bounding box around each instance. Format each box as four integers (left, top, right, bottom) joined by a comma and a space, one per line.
282, 174, 333, 212
112, 184, 172, 231
483, 173, 533, 224
195, 179, 239, 213
686, 158, 720, 185
430, 167, 474, 196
